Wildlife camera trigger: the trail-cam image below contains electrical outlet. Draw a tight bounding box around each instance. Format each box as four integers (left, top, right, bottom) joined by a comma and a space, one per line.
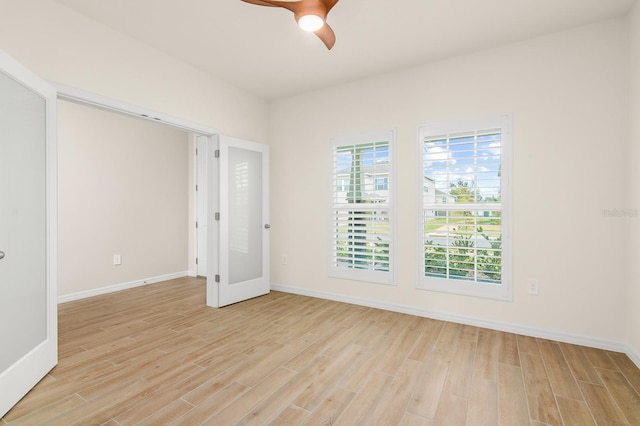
282, 254, 288, 265
113, 254, 122, 266
527, 279, 539, 295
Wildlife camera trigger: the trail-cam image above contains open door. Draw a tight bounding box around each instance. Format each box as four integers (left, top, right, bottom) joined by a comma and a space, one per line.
211, 135, 270, 307
0, 50, 57, 417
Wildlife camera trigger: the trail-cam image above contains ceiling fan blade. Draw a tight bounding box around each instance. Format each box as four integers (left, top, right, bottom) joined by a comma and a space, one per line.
240, 0, 280, 7
320, 0, 340, 13
315, 22, 336, 50
241, 0, 301, 13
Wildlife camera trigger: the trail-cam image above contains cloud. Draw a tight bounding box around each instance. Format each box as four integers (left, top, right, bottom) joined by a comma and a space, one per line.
480, 142, 502, 161
425, 146, 456, 165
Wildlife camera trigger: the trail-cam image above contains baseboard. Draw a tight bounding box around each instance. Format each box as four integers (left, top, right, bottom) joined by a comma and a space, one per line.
271, 283, 630, 356
626, 344, 640, 369
58, 271, 189, 304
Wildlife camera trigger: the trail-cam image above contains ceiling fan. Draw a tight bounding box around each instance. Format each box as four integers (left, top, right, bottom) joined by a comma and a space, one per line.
240, 0, 340, 50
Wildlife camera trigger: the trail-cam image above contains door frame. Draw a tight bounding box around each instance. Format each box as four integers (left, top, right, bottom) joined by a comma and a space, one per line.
194, 135, 210, 277
56, 84, 219, 136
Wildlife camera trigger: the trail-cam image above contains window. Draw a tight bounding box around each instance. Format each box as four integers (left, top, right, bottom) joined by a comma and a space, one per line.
330, 130, 395, 284
375, 177, 389, 191
417, 115, 512, 300
336, 178, 350, 192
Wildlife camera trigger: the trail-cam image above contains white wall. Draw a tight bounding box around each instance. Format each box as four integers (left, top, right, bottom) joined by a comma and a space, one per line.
0, 0, 269, 142
0, 0, 270, 296
269, 18, 629, 344
58, 101, 189, 297
628, 2, 640, 358
1, 0, 635, 350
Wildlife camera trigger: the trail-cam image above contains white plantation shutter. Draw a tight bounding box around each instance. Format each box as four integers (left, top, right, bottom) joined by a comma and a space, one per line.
330, 130, 395, 284
418, 115, 512, 300
333, 209, 390, 272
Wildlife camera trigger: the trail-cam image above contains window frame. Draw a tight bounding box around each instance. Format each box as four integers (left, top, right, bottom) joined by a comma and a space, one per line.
416, 114, 512, 300
329, 129, 396, 285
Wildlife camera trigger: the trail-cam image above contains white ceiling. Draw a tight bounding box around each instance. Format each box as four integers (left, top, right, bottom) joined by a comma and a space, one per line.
53, 0, 636, 100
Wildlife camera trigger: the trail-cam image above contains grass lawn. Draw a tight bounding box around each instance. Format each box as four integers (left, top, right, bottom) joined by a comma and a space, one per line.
425, 216, 501, 233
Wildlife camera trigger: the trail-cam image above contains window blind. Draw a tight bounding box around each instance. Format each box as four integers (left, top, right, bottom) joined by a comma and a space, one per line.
418, 115, 511, 300
330, 131, 394, 284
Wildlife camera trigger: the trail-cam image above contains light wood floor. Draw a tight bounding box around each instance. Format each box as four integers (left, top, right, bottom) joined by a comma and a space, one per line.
2, 277, 640, 425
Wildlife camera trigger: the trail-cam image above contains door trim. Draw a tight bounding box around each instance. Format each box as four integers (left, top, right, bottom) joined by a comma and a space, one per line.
55, 83, 220, 136
195, 135, 211, 277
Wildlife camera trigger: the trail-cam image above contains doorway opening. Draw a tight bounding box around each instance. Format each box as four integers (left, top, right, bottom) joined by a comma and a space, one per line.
56, 85, 218, 304
56, 84, 270, 309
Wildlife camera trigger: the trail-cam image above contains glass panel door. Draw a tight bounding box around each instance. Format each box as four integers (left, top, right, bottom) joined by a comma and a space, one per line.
0, 50, 57, 418
0, 62, 47, 373
228, 146, 263, 284
215, 135, 269, 307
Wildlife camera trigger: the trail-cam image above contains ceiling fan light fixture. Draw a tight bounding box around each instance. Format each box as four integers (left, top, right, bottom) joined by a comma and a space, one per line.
241, 0, 338, 49
297, 14, 324, 32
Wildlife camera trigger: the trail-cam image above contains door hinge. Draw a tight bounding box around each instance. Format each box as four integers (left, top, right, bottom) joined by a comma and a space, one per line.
215, 212, 220, 221
195, 257, 198, 265
215, 149, 220, 158
195, 184, 198, 192
215, 274, 220, 283
195, 221, 198, 229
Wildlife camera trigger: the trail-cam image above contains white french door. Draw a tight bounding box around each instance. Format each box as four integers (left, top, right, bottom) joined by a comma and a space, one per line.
209, 135, 270, 307
0, 50, 57, 417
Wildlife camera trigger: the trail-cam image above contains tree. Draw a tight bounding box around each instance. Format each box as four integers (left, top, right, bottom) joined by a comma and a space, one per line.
449, 179, 480, 203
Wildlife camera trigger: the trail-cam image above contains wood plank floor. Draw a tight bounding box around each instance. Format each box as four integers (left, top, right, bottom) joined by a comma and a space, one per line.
2, 277, 640, 425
